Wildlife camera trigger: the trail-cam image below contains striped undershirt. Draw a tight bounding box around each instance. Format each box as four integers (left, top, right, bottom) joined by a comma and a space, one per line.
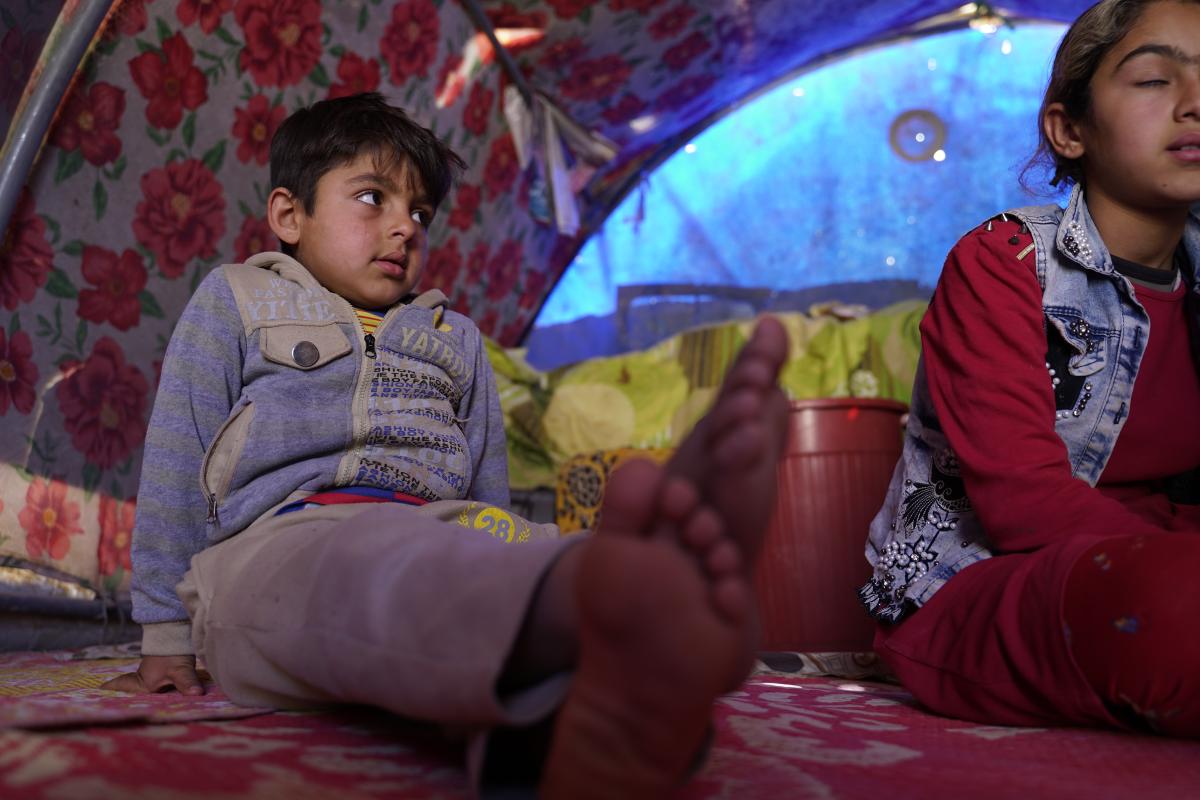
354, 305, 450, 335
354, 307, 384, 335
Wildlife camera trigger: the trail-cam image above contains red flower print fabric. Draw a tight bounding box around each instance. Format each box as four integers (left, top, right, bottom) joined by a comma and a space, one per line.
98, 494, 136, 577
0, 188, 52, 311
0, 328, 38, 417
424, 236, 463, 296
232, 94, 286, 165
476, 309, 499, 339
485, 239, 523, 302
19, 478, 84, 561
602, 93, 647, 125
50, 82, 127, 167
559, 55, 632, 103
483, 135, 519, 200
132, 159, 226, 278
462, 82, 495, 137
658, 73, 717, 111
235, 0, 322, 88
77, 246, 148, 332
608, 0, 665, 11
381, 0, 439, 84
112, 0, 152, 36
663, 32, 711, 72
434, 53, 466, 106
56, 337, 149, 470
436, 52, 464, 94
498, 315, 530, 345
327, 52, 381, 100
234, 215, 276, 261
128, 32, 208, 129
176, 0, 233, 34
465, 241, 490, 276
448, 184, 481, 233
545, 0, 600, 21
648, 4, 696, 40
539, 37, 586, 71
518, 270, 548, 311
486, 3, 547, 31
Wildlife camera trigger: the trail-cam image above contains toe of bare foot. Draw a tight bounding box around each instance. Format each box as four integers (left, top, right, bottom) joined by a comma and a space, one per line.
749, 315, 789, 369
721, 317, 789, 393
595, 458, 667, 538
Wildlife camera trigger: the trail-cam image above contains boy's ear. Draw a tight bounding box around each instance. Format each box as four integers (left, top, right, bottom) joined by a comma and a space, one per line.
1043, 102, 1087, 160
267, 187, 304, 247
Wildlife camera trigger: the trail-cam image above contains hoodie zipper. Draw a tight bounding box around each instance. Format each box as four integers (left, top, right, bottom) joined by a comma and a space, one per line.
333, 301, 394, 485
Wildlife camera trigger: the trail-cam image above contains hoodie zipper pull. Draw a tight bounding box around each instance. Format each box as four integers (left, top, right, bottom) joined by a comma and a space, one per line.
207, 493, 218, 524
364, 333, 377, 359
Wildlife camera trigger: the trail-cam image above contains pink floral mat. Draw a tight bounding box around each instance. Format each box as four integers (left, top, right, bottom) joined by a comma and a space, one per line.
0, 648, 271, 729
3, 649, 1199, 798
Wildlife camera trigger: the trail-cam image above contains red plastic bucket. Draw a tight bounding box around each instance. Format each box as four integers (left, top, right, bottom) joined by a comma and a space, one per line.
754, 398, 906, 652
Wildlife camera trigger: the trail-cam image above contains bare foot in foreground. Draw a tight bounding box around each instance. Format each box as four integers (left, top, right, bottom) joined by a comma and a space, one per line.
541, 317, 789, 799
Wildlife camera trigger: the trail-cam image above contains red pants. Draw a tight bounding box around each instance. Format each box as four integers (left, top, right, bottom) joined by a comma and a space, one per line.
877, 524, 1200, 737
1062, 534, 1200, 735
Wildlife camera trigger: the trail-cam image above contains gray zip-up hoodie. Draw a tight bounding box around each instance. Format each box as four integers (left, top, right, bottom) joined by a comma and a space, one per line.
131, 252, 509, 654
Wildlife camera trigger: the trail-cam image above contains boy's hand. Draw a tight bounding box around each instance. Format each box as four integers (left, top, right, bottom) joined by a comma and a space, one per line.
100, 655, 206, 696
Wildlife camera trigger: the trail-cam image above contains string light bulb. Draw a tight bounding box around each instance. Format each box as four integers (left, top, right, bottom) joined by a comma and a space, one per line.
966, 2, 1010, 36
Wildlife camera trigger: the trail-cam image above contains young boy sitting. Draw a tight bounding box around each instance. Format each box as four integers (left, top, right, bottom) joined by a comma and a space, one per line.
104, 92, 791, 798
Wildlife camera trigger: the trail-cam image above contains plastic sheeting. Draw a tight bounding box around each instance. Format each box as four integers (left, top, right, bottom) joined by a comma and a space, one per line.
529, 22, 1070, 366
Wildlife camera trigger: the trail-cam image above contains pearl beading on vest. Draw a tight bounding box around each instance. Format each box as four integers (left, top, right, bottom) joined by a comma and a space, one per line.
1062, 222, 1095, 264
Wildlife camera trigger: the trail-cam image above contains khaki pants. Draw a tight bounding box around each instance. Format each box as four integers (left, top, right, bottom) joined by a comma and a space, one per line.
177, 500, 577, 735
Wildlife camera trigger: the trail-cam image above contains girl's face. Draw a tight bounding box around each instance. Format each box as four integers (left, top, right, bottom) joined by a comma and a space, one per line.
1077, 1, 1200, 214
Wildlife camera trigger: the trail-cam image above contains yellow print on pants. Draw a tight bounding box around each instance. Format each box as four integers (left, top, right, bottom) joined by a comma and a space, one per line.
457, 504, 531, 543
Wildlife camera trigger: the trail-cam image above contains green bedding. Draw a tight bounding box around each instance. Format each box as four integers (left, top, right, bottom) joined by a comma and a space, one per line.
489, 302, 926, 491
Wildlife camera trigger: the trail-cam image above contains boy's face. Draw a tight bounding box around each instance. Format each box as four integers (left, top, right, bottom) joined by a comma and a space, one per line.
286, 152, 434, 309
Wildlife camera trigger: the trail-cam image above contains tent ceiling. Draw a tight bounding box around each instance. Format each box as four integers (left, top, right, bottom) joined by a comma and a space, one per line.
0, 0, 1095, 345
485, 0, 1092, 213
468, 1, 1093, 338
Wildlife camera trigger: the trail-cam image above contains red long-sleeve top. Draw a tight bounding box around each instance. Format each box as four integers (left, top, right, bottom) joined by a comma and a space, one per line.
921, 220, 1200, 553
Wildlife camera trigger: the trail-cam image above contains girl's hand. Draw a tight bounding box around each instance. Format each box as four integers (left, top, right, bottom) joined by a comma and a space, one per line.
100, 654, 206, 696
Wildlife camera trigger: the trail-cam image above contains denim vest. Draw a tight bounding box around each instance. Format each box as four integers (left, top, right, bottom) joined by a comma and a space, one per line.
859, 186, 1200, 623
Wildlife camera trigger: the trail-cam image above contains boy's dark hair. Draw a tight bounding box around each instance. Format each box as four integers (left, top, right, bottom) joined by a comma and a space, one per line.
270, 92, 466, 214
1024, 0, 1200, 189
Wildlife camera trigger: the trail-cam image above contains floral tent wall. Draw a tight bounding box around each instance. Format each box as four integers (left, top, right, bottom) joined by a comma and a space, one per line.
0, 0, 1091, 603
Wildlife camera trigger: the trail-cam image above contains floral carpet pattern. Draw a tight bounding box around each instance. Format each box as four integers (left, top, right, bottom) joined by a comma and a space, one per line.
0, 648, 269, 730
2, 649, 1199, 799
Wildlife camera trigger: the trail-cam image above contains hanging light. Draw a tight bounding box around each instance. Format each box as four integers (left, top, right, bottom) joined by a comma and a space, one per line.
966, 3, 1009, 36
